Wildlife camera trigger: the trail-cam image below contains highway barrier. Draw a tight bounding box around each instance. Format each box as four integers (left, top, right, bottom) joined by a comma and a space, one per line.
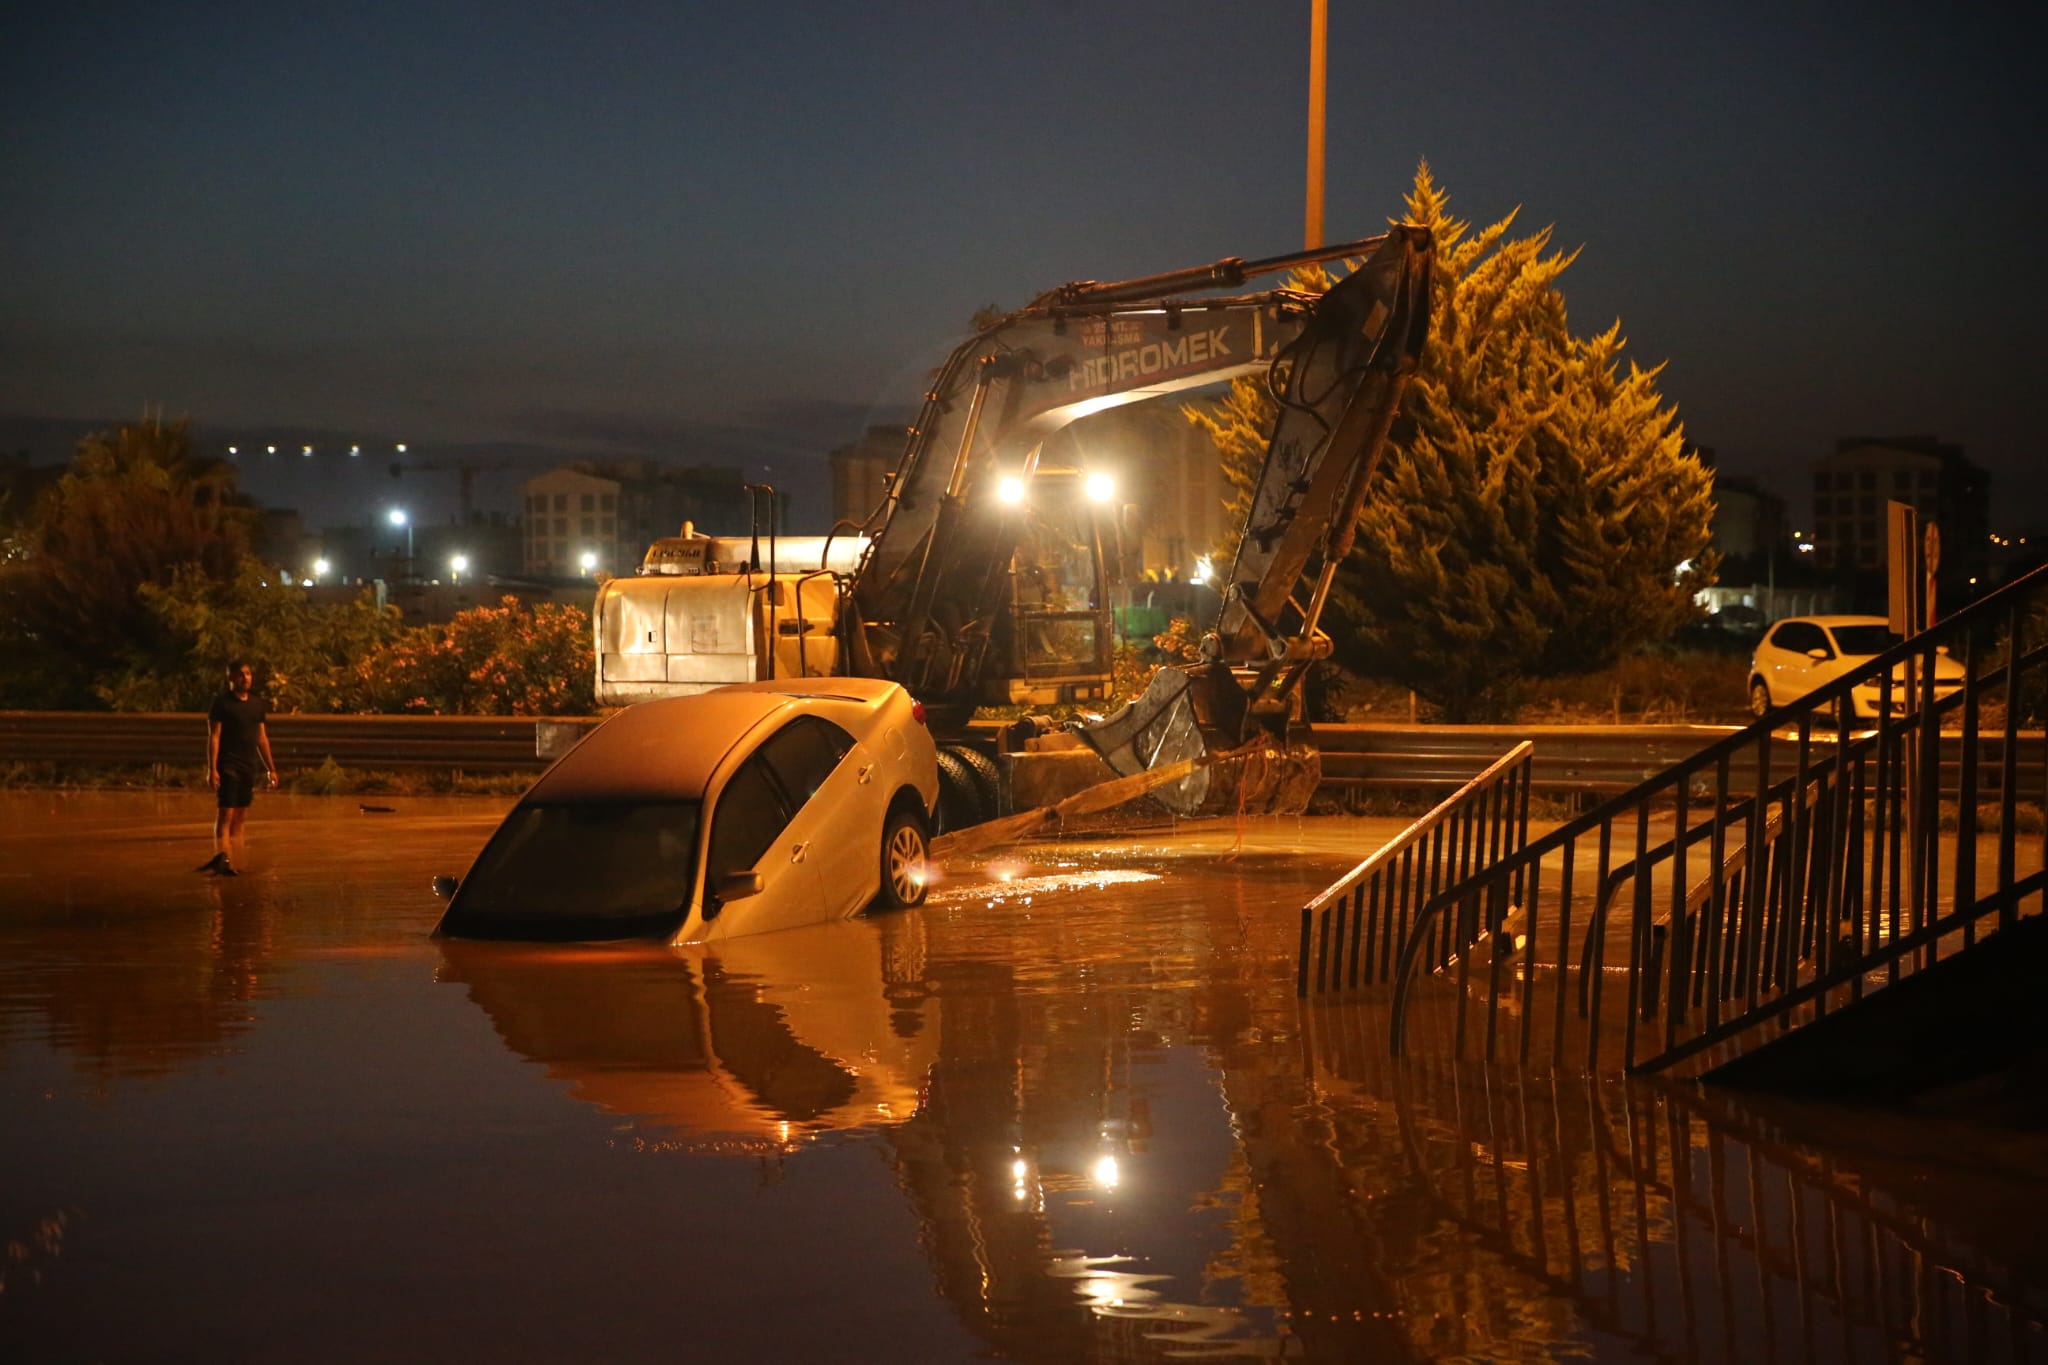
1, 712, 2039, 799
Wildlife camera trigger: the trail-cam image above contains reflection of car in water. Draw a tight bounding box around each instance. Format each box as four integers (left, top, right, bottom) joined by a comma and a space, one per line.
1746, 614, 1965, 718
434, 678, 939, 943
435, 917, 938, 1147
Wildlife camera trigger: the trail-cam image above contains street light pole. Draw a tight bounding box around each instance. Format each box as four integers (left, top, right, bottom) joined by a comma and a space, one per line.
1305, 0, 1327, 249
388, 508, 413, 582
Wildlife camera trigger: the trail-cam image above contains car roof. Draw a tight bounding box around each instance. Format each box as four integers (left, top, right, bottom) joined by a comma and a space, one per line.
1779, 615, 1888, 629
521, 679, 904, 804
712, 676, 904, 706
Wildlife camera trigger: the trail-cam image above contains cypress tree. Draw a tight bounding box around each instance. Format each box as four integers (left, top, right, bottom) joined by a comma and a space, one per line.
1192, 163, 1715, 720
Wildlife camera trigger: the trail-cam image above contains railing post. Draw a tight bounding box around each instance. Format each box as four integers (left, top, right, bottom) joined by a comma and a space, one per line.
2000, 600, 2021, 933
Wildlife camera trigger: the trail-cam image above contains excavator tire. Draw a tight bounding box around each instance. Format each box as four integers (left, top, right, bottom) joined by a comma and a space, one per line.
933, 749, 988, 833
948, 745, 1002, 821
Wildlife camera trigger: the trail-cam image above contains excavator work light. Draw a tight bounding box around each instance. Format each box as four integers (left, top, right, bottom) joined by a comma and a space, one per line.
998, 476, 1026, 505
1084, 472, 1116, 503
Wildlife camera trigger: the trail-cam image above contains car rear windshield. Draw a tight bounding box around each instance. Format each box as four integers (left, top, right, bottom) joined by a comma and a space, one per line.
440, 800, 700, 940
1831, 625, 1900, 657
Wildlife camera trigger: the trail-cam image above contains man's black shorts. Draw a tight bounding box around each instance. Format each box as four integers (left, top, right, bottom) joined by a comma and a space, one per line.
217, 771, 257, 809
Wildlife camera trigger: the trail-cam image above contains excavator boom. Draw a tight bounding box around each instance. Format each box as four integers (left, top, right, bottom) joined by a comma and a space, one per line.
845, 231, 1419, 712
1078, 226, 1433, 815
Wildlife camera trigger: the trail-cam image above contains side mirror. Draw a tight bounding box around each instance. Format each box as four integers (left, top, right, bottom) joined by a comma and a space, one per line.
431, 874, 459, 899
1806, 647, 1831, 662
714, 870, 764, 903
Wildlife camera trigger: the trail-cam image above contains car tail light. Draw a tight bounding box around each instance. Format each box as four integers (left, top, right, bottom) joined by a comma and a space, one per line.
911, 699, 928, 727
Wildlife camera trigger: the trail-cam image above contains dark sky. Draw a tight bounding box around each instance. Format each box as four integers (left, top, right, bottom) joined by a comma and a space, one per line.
4, 1, 2042, 529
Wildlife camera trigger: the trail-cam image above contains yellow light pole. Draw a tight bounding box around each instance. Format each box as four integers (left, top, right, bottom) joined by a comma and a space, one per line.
1305, 0, 1328, 248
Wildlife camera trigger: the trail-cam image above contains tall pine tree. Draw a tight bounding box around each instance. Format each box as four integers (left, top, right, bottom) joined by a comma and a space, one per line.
1192, 163, 1714, 719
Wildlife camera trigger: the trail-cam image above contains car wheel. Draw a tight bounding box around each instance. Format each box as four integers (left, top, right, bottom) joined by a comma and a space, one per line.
876, 807, 930, 909
1748, 679, 1772, 718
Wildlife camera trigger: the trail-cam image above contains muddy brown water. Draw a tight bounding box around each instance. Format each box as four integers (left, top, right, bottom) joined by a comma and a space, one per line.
3, 791, 2045, 1362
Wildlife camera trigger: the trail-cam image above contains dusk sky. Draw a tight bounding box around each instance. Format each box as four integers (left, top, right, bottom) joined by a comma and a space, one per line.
4, 1, 2041, 529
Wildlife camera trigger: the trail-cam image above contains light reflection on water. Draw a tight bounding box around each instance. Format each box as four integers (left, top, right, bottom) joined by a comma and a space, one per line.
3, 794, 2046, 1362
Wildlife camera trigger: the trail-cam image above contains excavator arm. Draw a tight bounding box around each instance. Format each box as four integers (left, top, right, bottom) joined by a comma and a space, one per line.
1077, 226, 1433, 815
843, 232, 1423, 718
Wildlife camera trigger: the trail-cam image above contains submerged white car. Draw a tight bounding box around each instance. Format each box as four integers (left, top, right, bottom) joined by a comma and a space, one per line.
434, 678, 939, 943
1747, 615, 1964, 719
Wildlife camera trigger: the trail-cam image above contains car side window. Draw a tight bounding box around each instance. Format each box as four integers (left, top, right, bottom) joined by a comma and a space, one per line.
1774, 622, 1826, 656
705, 755, 792, 887
758, 717, 854, 808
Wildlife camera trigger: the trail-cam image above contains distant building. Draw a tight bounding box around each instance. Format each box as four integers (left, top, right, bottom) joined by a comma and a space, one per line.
828, 425, 909, 528
1810, 436, 1988, 575
256, 508, 310, 571
1707, 471, 1788, 584
520, 461, 748, 577
309, 512, 521, 586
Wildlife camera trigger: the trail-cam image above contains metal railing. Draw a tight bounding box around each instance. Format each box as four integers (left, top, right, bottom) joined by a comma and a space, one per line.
0, 711, 559, 772
1387, 561, 2048, 1075
1298, 741, 1533, 995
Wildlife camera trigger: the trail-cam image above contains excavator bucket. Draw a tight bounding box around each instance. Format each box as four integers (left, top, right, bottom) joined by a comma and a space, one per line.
1078, 663, 1320, 817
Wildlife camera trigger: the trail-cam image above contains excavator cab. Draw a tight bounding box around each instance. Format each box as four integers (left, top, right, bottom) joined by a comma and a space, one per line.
993, 468, 1118, 706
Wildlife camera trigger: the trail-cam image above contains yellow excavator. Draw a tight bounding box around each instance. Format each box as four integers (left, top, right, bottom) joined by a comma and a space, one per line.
594, 225, 1432, 820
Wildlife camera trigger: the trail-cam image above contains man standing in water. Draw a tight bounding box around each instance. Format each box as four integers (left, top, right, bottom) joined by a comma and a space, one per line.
200, 659, 278, 876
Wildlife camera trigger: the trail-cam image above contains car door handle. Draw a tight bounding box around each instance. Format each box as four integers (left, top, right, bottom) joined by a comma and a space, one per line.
857, 764, 874, 784
790, 842, 808, 864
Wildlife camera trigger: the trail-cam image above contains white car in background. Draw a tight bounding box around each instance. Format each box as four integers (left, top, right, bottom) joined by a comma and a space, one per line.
1747, 615, 1964, 720
434, 678, 939, 943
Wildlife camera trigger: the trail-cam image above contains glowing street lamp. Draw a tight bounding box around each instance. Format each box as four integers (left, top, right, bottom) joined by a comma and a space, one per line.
578, 549, 599, 574
449, 553, 469, 583
387, 507, 413, 575
311, 558, 331, 580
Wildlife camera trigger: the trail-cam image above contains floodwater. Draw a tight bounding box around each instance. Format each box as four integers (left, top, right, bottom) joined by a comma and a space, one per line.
3, 791, 2046, 1362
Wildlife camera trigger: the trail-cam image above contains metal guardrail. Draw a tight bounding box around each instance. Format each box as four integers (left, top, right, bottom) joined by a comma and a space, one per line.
1, 712, 2040, 794
0, 711, 560, 772
1315, 723, 1736, 794
1314, 722, 2046, 799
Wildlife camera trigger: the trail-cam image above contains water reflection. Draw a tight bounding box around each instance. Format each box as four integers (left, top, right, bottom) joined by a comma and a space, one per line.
1299, 1001, 2048, 1363
0, 862, 290, 1080
438, 840, 2048, 1363
435, 917, 940, 1152
8, 795, 2046, 1363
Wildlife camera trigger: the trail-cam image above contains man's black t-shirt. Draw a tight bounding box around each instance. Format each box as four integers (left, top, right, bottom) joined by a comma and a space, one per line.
208, 691, 268, 775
